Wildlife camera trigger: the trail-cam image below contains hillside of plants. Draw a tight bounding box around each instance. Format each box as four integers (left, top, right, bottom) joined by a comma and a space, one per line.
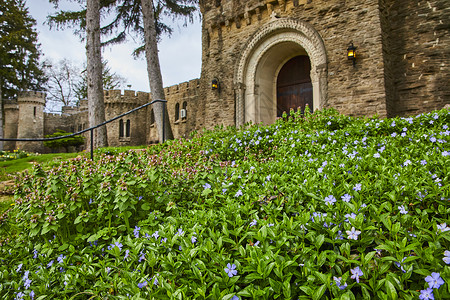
0, 107, 449, 299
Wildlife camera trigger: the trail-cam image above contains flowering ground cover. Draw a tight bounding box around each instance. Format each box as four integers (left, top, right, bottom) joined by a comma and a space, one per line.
0, 107, 449, 299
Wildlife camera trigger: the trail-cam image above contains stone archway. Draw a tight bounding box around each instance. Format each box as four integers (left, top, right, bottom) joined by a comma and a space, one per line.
234, 18, 328, 126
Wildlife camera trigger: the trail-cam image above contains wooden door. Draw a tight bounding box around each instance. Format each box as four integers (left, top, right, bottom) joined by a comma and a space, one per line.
277, 56, 313, 117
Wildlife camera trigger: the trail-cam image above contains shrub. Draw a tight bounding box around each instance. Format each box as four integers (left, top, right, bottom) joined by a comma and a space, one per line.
43, 130, 85, 152
0, 108, 448, 299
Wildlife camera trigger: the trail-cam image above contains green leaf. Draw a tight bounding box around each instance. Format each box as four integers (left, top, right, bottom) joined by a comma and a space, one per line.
312, 284, 327, 300
58, 243, 68, 251
385, 280, 397, 300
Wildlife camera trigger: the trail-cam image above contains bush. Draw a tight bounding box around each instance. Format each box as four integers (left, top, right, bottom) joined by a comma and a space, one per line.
0, 108, 448, 299
43, 130, 85, 152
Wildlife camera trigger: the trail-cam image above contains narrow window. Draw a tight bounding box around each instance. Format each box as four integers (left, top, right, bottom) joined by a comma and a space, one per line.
119, 119, 124, 138
175, 103, 180, 121
150, 109, 155, 125
182, 101, 187, 120
33, 107, 36, 117
126, 120, 131, 137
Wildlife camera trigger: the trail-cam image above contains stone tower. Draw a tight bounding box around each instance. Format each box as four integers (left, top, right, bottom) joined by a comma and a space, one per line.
16, 91, 46, 153
3, 99, 19, 151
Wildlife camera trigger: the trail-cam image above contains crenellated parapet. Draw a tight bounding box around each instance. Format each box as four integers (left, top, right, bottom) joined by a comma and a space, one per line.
3, 99, 19, 111
17, 91, 46, 105
104, 89, 150, 105
165, 79, 200, 96
201, 0, 311, 32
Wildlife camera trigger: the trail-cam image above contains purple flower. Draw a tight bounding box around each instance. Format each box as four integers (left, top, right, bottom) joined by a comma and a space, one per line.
124, 249, 130, 260
231, 296, 240, 300
16, 263, 23, 273
138, 281, 148, 288
336, 230, 344, 240
224, 263, 238, 277
47, 260, 54, 268
395, 257, 406, 273
324, 195, 336, 205
437, 223, 450, 233
353, 184, 362, 191
350, 266, 363, 283
250, 219, 257, 227
134, 226, 140, 238
152, 231, 159, 239
203, 183, 211, 189
176, 228, 184, 236
29, 291, 35, 299
373, 153, 381, 158
333, 276, 347, 290
419, 288, 434, 300
425, 272, 444, 289
341, 194, 352, 203
191, 236, 197, 244
346, 227, 361, 240
152, 276, 159, 286
138, 251, 146, 263
443, 250, 450, 264
344, 213, 356, 223
109, 241, 123, 251
398, 205, 408, 215
24, 278, 32, 289
14, 292, 24, 300
57, 254, 66, 264
235, 190, 243, 197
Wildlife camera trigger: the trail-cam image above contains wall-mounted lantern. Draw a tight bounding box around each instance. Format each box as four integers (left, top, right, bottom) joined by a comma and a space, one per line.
211, 78, 219, 90
347, 43, 357, 66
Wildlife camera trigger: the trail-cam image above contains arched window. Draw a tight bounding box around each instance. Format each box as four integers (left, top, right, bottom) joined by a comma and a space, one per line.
150, 109, 155, 125
126, 120, 131, 137
175, 103, 180, 121
119, 119, 124, 138
181, 101, 187, 120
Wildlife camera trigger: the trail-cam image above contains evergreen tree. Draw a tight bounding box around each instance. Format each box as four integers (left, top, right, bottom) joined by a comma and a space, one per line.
0, 0, 47, 150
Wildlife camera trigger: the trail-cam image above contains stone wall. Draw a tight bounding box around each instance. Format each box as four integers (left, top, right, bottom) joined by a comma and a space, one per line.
3, 100, 19, 151
104, 90, 149, 147
381, 0, 449, 116
199, 0, 390, 125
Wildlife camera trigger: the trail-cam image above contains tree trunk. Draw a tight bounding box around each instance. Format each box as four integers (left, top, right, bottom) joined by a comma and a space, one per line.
86, 0, 107, 149
0, 80, 3, 151
140, 0, 173, 143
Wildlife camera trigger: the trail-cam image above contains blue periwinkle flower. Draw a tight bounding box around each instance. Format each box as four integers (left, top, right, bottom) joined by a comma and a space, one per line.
224, 263, 238, 277
425, 272, 444, 289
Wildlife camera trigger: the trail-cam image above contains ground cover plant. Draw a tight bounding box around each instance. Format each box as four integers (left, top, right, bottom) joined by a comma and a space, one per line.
0, 107, 449, 299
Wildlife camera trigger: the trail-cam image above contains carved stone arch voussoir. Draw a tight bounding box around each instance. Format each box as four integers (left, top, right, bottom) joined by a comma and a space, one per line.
234, 18, 328, 126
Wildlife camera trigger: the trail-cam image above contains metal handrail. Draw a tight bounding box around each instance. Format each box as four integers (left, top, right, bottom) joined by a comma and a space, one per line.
0, 99, 167, 159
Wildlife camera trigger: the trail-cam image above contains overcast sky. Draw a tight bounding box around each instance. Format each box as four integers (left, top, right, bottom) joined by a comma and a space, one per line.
26, 0, 202, 93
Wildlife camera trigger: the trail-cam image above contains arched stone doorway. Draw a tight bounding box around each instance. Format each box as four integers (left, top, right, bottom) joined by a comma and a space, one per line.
277, 55, 313, 117
234, 18, 328, 126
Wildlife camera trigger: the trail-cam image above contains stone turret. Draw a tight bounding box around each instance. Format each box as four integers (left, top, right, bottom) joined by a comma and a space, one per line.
3, 99, 19, 151
16, 91, 46, 153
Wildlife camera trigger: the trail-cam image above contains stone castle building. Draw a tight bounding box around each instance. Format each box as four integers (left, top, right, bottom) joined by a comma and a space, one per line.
4, 0, 449, 152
